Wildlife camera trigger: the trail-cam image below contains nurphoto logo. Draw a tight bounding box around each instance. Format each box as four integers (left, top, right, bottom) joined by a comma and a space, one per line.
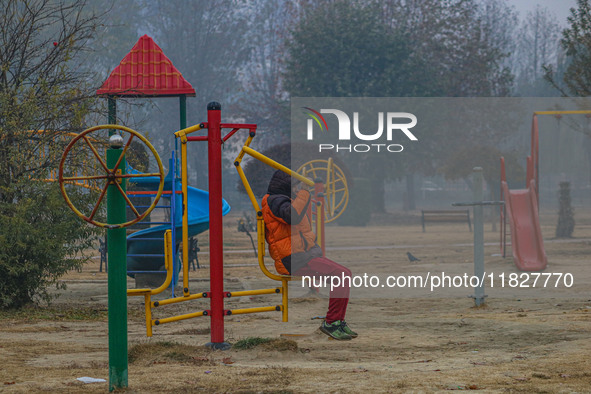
302, 107, 418, 153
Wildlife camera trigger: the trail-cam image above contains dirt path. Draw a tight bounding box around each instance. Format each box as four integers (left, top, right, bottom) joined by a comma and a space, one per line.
1, 216, 590, 392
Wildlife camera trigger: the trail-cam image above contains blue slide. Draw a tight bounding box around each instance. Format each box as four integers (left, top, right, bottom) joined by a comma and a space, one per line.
126, 161, 230, 273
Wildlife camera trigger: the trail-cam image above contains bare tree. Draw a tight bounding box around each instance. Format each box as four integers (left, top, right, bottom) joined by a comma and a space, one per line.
514, 6, 562, 95
0, 0, 104, 308
0, 0, 104, 190
236, 0, 301, 139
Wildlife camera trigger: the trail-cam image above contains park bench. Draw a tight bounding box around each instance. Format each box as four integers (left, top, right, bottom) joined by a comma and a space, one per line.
421, 209, 472, 232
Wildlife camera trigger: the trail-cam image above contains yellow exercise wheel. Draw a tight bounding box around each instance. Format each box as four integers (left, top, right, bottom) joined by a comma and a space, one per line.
296, 158, 349, 223
58, 125, 165, 229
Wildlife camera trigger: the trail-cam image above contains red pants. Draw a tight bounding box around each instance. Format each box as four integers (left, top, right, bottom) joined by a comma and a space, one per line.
294, 257, 351, 324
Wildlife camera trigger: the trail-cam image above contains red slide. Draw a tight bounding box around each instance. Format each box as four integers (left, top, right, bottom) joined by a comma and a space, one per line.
501, 180, 548, 271
500, 115, 547, 271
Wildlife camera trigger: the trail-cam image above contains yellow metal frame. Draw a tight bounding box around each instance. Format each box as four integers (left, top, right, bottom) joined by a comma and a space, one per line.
234, 134, 327, 322
128, 121, 352, 336
127, 230, 174, 337
128, 228, 284, 336
175, 126, 297, 320
130, 124, 290, 337
534, 110, 591, 115
174, 123, 203, 296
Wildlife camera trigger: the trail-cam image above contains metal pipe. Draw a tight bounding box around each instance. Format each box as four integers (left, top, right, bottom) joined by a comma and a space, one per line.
242, 146, 314, 186
235, 163, 261, 212
106, 145, 128, 390
144, 294, 152, 337
226, 288, 281, 297
282, 279, 288, 322
152, 292, 204, 307
534, 110, 591, 115
180, 135, 189, 295
155, 310, 205, 325
127, 230, 173, 297
472, 167, 485, 306
174, 123, 203, 138
206, 102, 228, 349
228, 306, 280, 316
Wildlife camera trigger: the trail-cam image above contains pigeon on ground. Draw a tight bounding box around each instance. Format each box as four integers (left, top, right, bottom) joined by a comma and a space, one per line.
406, 252, 421, 262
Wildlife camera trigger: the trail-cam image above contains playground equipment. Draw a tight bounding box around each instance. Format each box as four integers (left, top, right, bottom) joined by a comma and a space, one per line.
500, 115, 539, 271
59, 125, 165, 229
296, 158, 349, 222
126, 103, 348, 343
500, 113, 547, 271
58, 34, 201, 390
500, 110, 591, 271
58, 111, 349, 343
58, 34, 349, 389
60, 125, 166, 389
453, 167, 504, 306
125, 154, 231, 289
233, 124, 336, 308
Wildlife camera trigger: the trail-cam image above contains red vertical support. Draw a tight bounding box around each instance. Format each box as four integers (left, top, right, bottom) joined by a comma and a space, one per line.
205, 102, 230, 350
531, 115, 540, 206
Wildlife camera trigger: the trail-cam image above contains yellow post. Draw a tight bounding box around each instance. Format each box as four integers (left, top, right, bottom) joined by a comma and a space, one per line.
236, 164, 261, 212
144, 294, 152, 337
257, 217, 265, 258
173, 123, 202, 297
316, 202, 322, 248
282, 279, 288, 322
328, 157, 335, 217
180, 136, 190, 296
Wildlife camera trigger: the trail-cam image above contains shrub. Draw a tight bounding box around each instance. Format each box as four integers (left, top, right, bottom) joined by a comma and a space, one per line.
0, 183, 99, 308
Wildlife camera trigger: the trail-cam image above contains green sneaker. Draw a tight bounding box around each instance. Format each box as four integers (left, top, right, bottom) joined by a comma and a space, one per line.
340, 321, 358, 338
320, 320, 352, 340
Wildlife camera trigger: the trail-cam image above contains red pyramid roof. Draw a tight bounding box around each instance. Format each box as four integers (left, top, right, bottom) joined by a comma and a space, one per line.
96, 35, 195, 97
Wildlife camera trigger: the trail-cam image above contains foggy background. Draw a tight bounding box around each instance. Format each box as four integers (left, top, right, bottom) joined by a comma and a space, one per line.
80, 0, 589, 228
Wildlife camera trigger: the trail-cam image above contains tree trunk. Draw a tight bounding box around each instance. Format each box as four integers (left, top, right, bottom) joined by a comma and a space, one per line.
370, 167, 386, 213
405, 173, 416, 211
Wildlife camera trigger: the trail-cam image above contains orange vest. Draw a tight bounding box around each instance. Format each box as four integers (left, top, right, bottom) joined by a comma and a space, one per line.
261, 190, 316, 275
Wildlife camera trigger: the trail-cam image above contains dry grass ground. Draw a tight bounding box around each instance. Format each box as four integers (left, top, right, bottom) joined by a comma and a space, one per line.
1, 210, 591, 392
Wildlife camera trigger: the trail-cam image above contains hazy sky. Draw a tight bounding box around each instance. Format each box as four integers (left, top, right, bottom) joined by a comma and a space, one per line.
507, 0, 576, 25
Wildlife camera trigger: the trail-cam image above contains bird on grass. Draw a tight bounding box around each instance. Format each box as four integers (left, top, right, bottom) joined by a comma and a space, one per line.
406, 252, 421, 262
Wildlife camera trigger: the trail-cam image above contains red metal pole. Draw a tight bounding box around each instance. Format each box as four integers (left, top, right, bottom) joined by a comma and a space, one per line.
532, 115, 540, 206
205, 102, 230, 350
